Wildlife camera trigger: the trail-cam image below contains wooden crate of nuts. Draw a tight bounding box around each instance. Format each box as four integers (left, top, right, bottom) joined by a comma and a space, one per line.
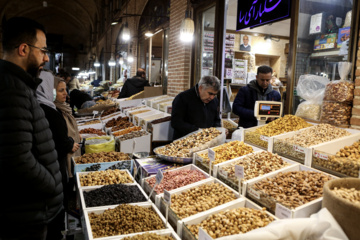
246, 165, 336, 219
312, 133, 360, 177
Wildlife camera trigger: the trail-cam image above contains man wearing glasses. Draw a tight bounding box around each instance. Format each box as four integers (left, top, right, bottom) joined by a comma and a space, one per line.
171, 76, 221, 139
0, 17, 63, 239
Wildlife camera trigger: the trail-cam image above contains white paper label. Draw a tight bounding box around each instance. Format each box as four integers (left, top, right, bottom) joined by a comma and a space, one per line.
163, 189, 171, 206
208, 149, 215, 163
156, 169, 164, 184
293, 145, 305, 154
196, 155, 203, 163
275, 203, 292, 219
219, 169, 228, 178
92, 111, 99, 115
314, 151, 328, 160
248, 187, 260, 199
198, 227, 213, 240
260, 135, 269, 142
235, 165, 244, 179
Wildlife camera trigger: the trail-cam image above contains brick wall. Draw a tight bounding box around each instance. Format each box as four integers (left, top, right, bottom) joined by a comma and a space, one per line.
167, 0, 192, 96
350, 30, 360, 128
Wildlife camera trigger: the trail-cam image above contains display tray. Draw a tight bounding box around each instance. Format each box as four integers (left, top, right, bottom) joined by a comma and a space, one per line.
154, 128, 226, 164
141, 164, 210, 205
133, 110, 161, 125
180, 198, 277, 239
246, 165, 337, 219
215, 150, 299, 195
158, 178, 241, 231
79, 183, 149, 210
193, 141, 260, 177
312, 133, 360, 178
76, 169, 134, 189
271, 126, 359, 166
72, 157, 133, 176
83, 202, 172, 240
101, 229, 181, 240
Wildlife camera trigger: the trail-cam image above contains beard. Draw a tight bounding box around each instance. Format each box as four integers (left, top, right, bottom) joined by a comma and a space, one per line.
27, 53, 45, 78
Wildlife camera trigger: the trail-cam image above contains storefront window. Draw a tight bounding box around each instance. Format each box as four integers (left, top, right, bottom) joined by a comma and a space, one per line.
195, 5, 216, 81
292, 0, 355, 113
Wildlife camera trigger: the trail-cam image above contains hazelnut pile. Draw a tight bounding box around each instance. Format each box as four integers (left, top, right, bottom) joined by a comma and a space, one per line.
331, 187, 360, 205
187, 207, 274, 239
198, 141, 253, 165
171, 182, 237, 219
252, 171, 332, 210
75, 151, 130, 164
89, 204, 165, 238
80, 169, 133, 187
320, 101, 352, 126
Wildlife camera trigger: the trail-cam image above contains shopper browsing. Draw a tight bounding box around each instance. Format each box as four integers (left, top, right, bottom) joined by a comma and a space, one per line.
118, 68, 150, 98
0, 17, 63, 240
232, 65, 281, 128
171, 76, 221, 140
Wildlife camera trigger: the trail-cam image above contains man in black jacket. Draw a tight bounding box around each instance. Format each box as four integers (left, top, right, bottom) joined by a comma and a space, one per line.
118, 68, 150, 98
0, 17, 63, 239
171, 76, 221, 139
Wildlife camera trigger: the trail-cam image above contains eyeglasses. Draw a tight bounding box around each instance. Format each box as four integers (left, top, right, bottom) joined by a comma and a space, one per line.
15, 43, 50, 55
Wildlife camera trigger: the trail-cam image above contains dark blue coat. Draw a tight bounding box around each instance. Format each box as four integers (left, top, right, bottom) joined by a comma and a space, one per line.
232, 80, 281, 128
171, 85, 221, 140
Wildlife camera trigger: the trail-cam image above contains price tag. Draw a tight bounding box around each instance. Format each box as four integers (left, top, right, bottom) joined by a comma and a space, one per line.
260, 135, 269, 142
248, 187, 260, 199
293, 145, 305, 154
219, 169, 228, 178
314, 151, 328, 160
198, 227, 213, 240
156, 169, 164, 185
235, 165, 244, 179
275, 203, 292, 219
208, 149, 215, 163
163, 189, 171, 206
92, 110, 99, 115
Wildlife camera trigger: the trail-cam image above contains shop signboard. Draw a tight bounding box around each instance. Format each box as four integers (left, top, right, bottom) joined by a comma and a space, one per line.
236, 0, 291, 31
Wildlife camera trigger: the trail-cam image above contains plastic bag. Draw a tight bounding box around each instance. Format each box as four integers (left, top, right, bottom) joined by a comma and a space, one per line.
85, 136, 115, 153
320, 100, 352, 126
295, 102, 321, 121
296, 75, 329, 103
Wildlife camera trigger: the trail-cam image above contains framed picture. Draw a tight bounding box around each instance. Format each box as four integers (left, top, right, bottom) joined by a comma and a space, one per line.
240, 34, 252, 52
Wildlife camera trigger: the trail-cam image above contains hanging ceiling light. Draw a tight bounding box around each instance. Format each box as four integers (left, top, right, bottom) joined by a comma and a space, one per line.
108, 55, 116, 67
127, 54, 134, 63
88, 68, 96, 74
111, 19, 119, 25
43, 1, 48, 7
119, 57, 124, 65
180, 1, 194, 42
145, 30, 154, 37
122, 22, 131, 41
94, 57, 100, 67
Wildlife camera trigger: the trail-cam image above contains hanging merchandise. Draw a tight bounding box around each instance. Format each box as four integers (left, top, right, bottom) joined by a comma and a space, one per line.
320, 62, 354, 126
295, 75, 329, 121
232, 59, 247, 84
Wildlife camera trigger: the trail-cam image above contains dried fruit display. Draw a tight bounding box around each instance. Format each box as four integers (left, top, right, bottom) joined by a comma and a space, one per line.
113, 126, 142, 136
79, 128, 106, 136
75, 151, 130, 164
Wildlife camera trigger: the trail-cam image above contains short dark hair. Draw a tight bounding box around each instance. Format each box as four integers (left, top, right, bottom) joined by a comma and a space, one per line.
60, 72, 70, 79
198, 76, 221, 92
136, 68, 146, 77
257, 65, 273, 75
2, 17, 46, 53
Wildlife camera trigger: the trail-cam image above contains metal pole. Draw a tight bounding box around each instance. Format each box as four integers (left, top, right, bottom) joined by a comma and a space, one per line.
148, 37, 153, 83
219, 0, 229, 119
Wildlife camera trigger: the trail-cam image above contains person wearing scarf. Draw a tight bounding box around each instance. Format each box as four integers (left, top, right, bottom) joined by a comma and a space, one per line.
37, 71, 80, 240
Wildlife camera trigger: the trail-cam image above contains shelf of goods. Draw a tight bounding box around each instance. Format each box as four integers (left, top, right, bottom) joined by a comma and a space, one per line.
141, 164, 211, 206
271, 124, 359, 166
157, 178, 242, 232
83, 202, 173, 240
215, 150, 299, 195
76, 169, 134, 190
312, 133, 360, 178
246, 164, 337, 219
180, 198, 277, 239
193, 140, 260, 176
72, 152, 132, 175
242, 115, 314, 151
79, 183, 149, 210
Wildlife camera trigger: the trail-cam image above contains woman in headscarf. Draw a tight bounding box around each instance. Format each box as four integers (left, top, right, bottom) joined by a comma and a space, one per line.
37, 70, 80, 240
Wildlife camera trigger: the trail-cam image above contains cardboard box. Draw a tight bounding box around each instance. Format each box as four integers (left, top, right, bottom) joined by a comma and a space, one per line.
83, 202, 172, 240
180, 198, 277, 239
314, 33, 337, 50
140, 113, 168, 129
116, 132, 151, 154
337, 27, 351, 48
148, 119, 174, 141
131, 86, 163, 99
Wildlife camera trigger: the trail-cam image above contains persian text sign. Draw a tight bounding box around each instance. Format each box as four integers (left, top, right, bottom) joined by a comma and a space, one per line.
237, 0, 291, 31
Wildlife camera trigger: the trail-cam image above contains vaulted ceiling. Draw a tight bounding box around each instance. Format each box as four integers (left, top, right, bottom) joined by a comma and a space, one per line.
0, 0, 99, 57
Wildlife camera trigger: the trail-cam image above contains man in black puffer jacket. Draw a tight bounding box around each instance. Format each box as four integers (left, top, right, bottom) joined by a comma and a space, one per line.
118, 68, 150, 98
0, 17, 63, 240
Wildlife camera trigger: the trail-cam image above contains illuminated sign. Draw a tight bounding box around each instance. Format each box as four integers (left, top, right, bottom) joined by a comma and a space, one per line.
236, 0, 291, 31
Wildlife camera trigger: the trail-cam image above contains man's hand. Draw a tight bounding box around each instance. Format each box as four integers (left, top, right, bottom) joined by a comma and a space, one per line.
72, 143, 80, 153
